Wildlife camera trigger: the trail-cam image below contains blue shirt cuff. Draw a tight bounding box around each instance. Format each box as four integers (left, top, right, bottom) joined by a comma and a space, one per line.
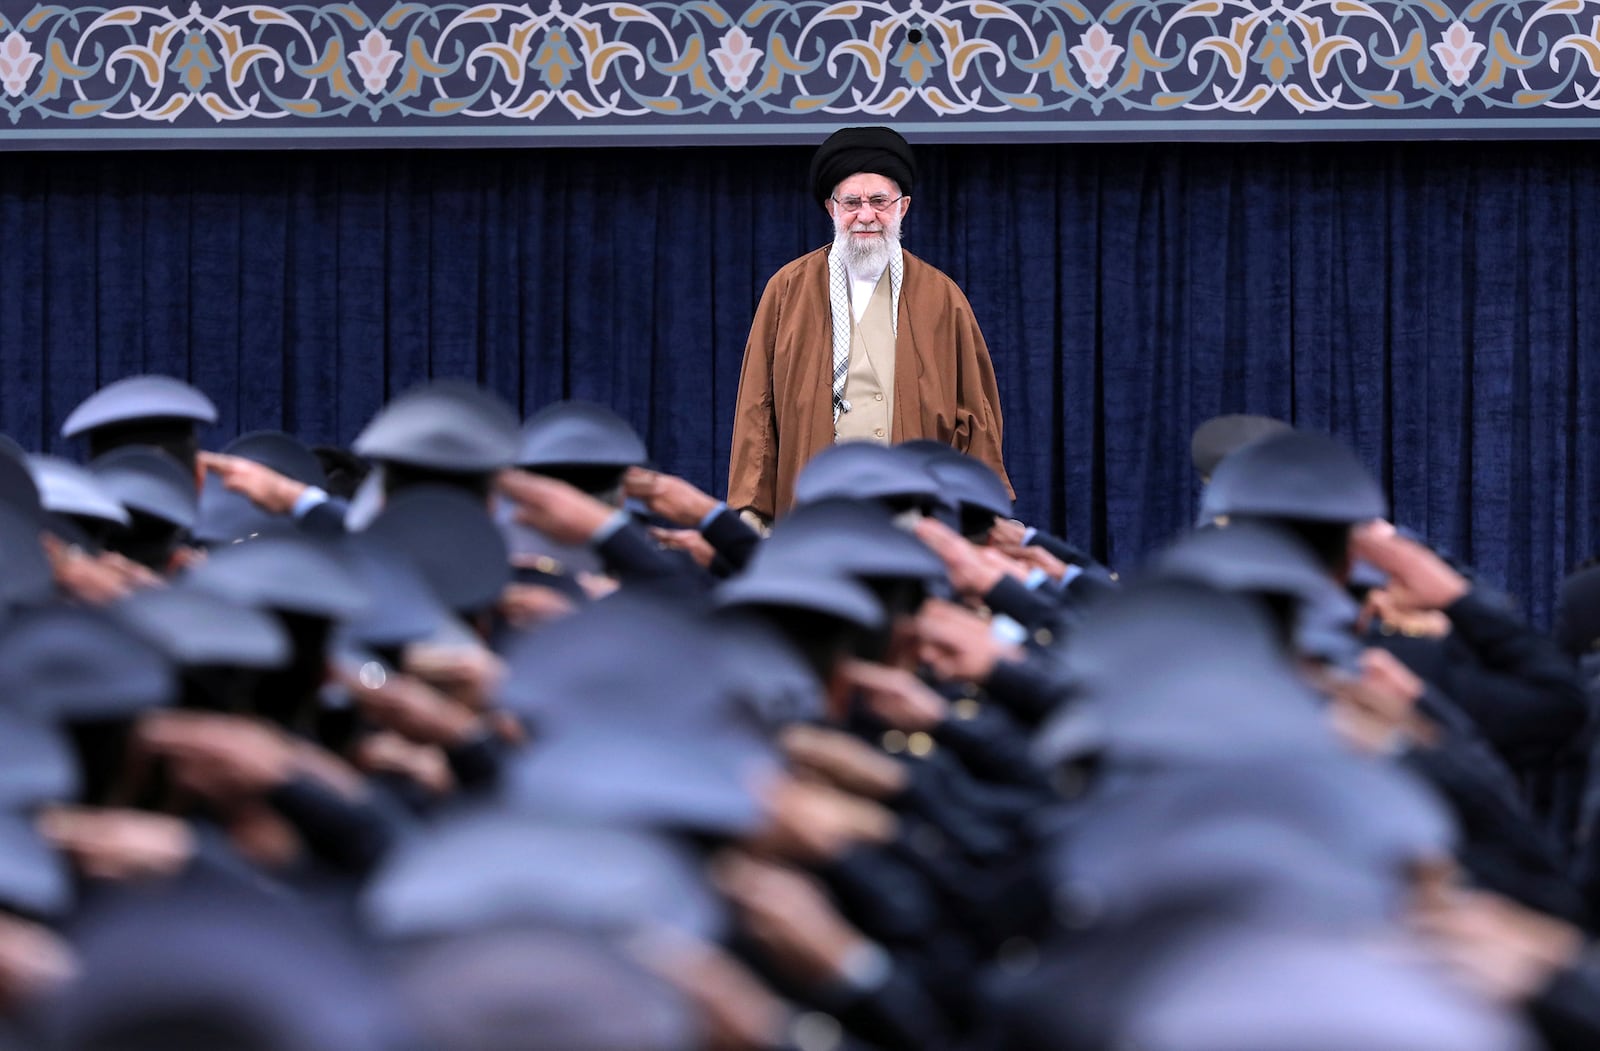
291, 486, 330, 519
697, 501, 729, 532
834, 941, 893, 994
1021, 526, 1038, 544
991, 614, 1029, 646
591, 508, 631, 545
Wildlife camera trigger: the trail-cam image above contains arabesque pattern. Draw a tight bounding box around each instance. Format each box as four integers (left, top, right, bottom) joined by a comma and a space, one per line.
6, 0, 1600, 144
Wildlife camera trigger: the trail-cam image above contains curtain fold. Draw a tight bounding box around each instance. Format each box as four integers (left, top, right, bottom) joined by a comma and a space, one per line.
4, 142, 1596, 621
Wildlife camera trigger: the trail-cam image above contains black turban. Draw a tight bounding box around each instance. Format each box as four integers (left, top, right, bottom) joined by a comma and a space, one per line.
809, 126, 916, 206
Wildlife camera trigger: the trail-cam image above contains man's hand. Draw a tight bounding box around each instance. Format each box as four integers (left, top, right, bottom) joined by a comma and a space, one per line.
1412, 889, 1584, 1004
915, 599, 1020, 683
42, 533, 160, 604
629, 930, 791, 1051
838, 658, 948, 732
991, 542, 1072, 582
577, 572, 620, 600
914, 518, 1002, 596
988, 518, 1029, 548
137, 711, 296, 802
650, 527, 719, 569
780, 724, 908, 800
499, 582, 577, 630
712, 851, 875, 988
623, 467, 720, 526
913, 519, 1029, 598
341, 665, 482, 747
197, 451, 308, 516
1312, 647, 1435, 755
403, 643, 506, 713
38, 805, 195, 883
1351, 521, 1470, 611
495, 470, 614, 546
353, 732, 456, 797
1356, 647, 1427, 716
0, 912, 76, 1012
747, 776, 897, 864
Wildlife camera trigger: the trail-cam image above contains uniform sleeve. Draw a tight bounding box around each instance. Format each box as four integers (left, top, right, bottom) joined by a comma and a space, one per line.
1529, 948, 1600, 1049
266, 775, 403, 875
594, 519, 712, 593
295, 496, 350, 538
1441, 589, 1593, 760
701, 505, 763, 571
1027, 529, 1094, 567
984, 653, 1074, 728
728, 271, 787, 520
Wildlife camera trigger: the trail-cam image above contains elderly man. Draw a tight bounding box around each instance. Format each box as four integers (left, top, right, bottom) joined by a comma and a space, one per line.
728, 126, 1009, 522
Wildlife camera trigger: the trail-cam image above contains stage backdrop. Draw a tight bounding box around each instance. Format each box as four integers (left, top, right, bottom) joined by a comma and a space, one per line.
3, 140, 1598, 622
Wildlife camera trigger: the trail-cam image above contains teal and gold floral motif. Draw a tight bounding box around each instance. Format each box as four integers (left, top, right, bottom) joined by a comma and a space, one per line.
169, 31, 219, 92
889, 24, 941, 87
1252, 21, 1302, 85
7, 0, 1600, 141
530, 27, 580, 90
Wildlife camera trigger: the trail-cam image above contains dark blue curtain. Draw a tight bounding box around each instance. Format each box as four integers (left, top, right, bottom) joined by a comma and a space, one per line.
3, 142, 1598, 622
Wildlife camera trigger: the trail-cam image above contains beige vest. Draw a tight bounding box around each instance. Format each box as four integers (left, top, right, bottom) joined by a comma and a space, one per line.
834, 270, 896, 444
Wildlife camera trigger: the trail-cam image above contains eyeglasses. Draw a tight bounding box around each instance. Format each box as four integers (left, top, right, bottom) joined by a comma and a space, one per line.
830, 193, 905, 214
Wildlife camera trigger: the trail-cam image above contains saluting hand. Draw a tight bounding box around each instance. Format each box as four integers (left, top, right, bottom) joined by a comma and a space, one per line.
340, 664, 482, 747
0, 911, 76, 1012
913, 518, 1001, 595
498, 582, 577, 629
197, 451, 308, 515
496, 469, 614, 545
712, 851, 876, 988
628, 929, 792, 1051
353, 732, 456, 797
914, 518, 1029, 598
1311, 647, 1435, 755
991, 541, 1072, 582
649, 526, 718, 568
41, 533, 160, 605
38, 805, 195, 883
623, 466, 719, 526
1350, 521, 1470, 611
915, 598, 1020, 683
838, 658, 948, 732
1412, 888, 1584, 1004
779, 724, 908, 800
987, 517, 1029, 547
403, 642, 506, 714
137, 710, 296, 802
747, 776, 898, 864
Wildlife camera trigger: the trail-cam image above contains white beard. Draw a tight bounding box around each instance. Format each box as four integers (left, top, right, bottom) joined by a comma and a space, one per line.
832, 209, 902, 278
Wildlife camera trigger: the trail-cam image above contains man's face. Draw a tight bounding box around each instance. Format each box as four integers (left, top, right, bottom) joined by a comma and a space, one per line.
827, 172, 908, 255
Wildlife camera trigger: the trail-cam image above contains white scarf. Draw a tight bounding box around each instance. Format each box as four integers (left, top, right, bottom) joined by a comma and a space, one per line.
829, 241, 903, 424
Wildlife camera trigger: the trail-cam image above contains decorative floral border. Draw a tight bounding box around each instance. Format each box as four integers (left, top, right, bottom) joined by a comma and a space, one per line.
6, 0, 1600, 145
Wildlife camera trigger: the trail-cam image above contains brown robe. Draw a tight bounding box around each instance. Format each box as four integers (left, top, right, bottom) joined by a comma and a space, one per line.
728, 246, 1010, 520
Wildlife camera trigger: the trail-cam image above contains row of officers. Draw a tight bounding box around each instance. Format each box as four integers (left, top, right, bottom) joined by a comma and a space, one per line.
2, 377, 1600, 1049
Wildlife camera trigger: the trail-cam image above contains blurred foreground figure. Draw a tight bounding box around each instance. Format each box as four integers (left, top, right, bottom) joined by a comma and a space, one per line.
0, 376, 1593, 1051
